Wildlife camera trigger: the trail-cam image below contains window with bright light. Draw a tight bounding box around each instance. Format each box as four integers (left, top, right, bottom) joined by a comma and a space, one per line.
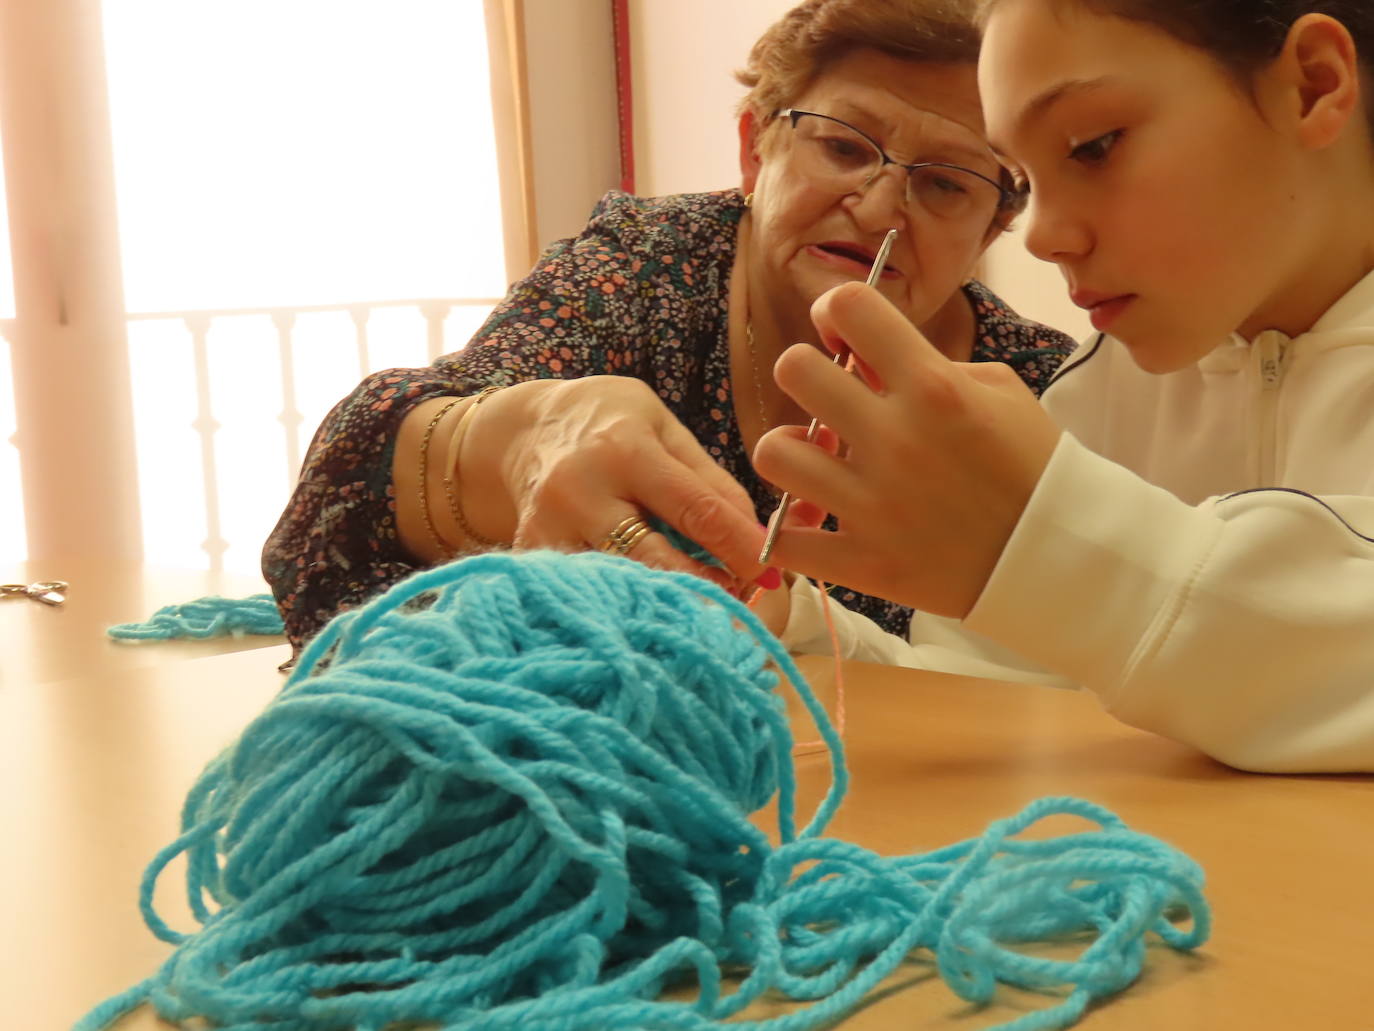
102, 0, 506, 572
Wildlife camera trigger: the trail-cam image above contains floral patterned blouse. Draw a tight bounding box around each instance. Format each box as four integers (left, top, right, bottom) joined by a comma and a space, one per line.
263, 189, 1075, 655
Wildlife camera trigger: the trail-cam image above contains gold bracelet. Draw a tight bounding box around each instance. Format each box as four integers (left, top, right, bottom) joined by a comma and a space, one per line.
418, 397, 465, 557
443, 385, 504, 550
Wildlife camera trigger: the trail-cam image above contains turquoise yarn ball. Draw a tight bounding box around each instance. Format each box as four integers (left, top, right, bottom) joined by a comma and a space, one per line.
77, 550, 1208, 1031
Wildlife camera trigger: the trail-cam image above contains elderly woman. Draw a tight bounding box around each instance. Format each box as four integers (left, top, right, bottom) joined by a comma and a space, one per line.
263, 0, 1075, 656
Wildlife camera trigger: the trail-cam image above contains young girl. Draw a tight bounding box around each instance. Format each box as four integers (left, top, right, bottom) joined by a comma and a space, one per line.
754, 0, 1374, 773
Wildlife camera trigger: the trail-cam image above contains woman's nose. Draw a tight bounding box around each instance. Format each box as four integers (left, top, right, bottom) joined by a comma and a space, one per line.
843, 165, 909, 232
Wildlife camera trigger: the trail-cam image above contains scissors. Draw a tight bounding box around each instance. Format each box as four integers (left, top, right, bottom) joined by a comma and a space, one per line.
1, 580, 68, 606
758, 228, 898, 564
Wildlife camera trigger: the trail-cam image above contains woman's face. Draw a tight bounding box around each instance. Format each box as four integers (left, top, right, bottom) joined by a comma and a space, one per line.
978, 0, 1319, 372
742, 48, 1004, 341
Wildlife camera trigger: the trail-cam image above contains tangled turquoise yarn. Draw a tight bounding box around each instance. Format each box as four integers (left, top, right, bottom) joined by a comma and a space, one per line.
107, 594, 284, 639
103, 522, 705, 643
77, 551, 1209, 1031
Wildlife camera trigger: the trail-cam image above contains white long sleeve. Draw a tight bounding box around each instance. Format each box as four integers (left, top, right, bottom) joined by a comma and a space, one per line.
966, 433, 1374, 773
781, 270, 1374, 773
781, 574, 1072, 686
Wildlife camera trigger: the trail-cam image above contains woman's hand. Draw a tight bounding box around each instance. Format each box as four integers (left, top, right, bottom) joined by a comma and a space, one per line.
752, 282, 1062, 620
456, 376, 772, 590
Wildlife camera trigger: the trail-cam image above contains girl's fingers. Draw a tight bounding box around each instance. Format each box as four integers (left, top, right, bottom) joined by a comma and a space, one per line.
810, 281, 949, 390
784, 496, 828, 529
771, 344, 887, 453
754, 524, 870, 596
752, 423, 864, 525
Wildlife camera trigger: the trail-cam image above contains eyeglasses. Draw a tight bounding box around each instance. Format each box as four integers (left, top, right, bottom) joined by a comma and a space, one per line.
776, 108, 1023, 224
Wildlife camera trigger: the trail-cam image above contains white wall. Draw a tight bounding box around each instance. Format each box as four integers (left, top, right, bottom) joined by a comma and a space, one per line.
629, 0, 790, 197
984, 233, 1091, 342
625, 0, 1090, 341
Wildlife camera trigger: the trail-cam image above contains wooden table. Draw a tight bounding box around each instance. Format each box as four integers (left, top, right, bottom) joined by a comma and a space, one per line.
7, 647, 1372, 1030
1, 558, 283, 687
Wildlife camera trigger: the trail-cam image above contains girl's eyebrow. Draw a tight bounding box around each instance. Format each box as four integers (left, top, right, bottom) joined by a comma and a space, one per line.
988, 77, 1112, 154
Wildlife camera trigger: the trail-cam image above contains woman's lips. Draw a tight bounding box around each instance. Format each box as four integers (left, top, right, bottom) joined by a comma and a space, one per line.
809, 243, 901, 280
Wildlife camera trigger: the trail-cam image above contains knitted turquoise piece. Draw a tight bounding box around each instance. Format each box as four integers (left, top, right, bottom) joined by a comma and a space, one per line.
76, 551, 1209, 1031
107, 594, 285, 640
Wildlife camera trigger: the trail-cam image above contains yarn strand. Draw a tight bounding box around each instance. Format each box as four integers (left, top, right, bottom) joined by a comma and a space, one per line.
107, 593, 284, 640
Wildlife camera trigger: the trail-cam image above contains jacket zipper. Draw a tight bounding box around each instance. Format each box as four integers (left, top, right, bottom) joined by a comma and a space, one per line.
1255, 330, 1288, 483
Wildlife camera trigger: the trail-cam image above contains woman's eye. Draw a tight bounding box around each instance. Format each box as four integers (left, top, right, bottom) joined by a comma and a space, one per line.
1069, 129, 1123, 166
929, 175, 968, 196
820, 137, 869, 164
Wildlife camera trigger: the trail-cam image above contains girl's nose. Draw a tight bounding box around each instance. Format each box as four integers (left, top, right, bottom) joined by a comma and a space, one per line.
1022, 188, 1092, 265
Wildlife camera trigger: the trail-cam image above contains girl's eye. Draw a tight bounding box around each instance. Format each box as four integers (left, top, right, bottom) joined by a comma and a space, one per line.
1069, 129, 1123, 166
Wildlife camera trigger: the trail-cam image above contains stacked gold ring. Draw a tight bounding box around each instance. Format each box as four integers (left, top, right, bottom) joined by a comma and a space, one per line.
600, 514, 653, 556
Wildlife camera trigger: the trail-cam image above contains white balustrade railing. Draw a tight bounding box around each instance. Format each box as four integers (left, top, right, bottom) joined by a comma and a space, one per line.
3, 297, 499, 570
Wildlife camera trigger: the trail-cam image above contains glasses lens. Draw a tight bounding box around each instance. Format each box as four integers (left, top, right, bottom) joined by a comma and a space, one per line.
787, 113, 1004, 225
789, 114, 880, 192
908, 165, 1001, 222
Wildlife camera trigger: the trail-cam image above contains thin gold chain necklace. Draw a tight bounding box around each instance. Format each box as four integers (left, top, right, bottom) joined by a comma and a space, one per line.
744, 317, 770, 433
743, 317, 783, 498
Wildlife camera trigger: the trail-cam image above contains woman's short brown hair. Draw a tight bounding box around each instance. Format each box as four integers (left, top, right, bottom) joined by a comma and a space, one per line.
735, 0, 983, 118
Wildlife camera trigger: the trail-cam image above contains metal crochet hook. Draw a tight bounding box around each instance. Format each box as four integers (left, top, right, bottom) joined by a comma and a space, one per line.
758, 228, 897, 565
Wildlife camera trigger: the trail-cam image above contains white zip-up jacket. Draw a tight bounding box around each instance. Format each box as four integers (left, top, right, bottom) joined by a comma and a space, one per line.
782, 271, 1374, 773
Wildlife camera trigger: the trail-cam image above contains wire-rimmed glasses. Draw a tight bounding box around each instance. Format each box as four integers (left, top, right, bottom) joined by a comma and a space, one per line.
777, 108, 1022, 225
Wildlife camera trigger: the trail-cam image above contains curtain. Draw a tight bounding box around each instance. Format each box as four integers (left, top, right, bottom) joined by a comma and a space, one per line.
484, 0, 539, 285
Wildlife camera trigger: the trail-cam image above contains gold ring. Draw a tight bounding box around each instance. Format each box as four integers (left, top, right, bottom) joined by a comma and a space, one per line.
600, 515, 652, 556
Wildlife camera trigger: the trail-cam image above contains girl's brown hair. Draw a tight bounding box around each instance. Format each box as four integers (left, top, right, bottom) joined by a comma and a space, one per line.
976, 0, 1374, 129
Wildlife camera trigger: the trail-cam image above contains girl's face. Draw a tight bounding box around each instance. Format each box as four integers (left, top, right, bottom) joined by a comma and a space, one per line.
979, 0, 1320, 372
742, 49, 1004, 345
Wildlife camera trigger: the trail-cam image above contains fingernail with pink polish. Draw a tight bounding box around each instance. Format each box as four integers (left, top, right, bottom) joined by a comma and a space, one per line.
756, 567, 782, 591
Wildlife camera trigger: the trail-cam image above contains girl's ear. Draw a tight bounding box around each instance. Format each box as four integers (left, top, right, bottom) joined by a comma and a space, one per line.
1279, 13, 1362, 149
739, 109, 764, 194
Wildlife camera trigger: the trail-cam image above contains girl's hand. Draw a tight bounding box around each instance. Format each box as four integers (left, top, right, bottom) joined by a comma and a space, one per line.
751, 282, 1061, 620
464, 376, 772, 590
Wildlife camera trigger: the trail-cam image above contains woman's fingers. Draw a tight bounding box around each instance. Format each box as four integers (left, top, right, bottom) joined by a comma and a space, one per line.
658, 414, 759, 517
591, 508, 742, 590
511, 440, 768, 586
498, 375, 783, 588
622, 447, 769, 582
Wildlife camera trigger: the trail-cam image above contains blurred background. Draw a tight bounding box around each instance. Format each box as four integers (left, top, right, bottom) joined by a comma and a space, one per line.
0, 0, 1085, 574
